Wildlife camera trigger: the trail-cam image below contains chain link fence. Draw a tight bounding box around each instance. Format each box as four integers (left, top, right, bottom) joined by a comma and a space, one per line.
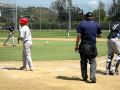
0, 0, 112, 31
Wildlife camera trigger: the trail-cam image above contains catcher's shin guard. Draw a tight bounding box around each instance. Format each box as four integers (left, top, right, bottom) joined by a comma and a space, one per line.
115, 62, 119, 72
105, 59, 112, 74
114, 55, 120, 72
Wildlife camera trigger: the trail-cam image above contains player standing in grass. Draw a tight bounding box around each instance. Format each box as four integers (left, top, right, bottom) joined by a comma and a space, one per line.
3, 25, 16, 46
18, 17, 33, 71
75, 12, 102, 83
105, 20, 120, 75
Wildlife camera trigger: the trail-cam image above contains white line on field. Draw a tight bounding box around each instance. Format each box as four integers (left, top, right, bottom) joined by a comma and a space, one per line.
97, 60, 105, 63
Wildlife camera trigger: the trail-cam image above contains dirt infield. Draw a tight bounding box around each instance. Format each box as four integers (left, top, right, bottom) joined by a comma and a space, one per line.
0, 56, 120, 90
0, 38, 107, 47
33, 38, 107, 42
0, 37, 107, 41
1, 38, 119, 90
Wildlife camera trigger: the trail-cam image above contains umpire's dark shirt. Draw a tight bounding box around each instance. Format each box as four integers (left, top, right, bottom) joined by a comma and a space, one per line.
77, 20, 101, 43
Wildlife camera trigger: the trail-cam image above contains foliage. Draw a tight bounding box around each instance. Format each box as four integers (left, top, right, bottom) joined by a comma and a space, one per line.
93, 0, 107, 21
0, 1, 112, 30
50, 0, 69, 22
108, 0, 120, 21
50, 0, 83, 22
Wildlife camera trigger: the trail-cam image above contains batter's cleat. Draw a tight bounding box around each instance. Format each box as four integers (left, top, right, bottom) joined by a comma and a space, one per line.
19, 66, 28, 71
30, 67, 34, 71
90, 77, 96, 83
19, 66, 25, 70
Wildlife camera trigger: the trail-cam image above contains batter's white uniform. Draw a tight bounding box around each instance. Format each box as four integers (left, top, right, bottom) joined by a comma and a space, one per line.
20, 25, 33, 69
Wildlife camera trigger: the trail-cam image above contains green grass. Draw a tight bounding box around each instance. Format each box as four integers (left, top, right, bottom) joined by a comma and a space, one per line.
0, 30, 109, 38
0, 30, 108, 61
97, 41, 107, 56
0, 30, 77, 38
0, 40, 107, 61
32, 30, 77, 38
101, 30, 109, 38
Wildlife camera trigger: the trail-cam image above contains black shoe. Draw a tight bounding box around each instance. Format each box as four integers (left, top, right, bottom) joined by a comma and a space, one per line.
83, 78, 87, 81
90, 77, 96, 83
109, 71, 114, 75
82, 75, 88, 81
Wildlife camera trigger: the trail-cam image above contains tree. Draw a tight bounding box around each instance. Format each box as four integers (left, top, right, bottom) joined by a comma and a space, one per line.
50, 0, 73, 22
108, 0, 120, 21
93, 0, 106, 21
72, 6, 83, 21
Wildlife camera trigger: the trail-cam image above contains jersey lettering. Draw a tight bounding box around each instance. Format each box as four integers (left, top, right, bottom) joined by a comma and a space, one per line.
112, 24, 119, 30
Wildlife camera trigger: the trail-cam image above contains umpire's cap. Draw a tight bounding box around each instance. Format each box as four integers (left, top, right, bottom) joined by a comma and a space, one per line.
19, 18, 29, 25
85, 12, 93, 17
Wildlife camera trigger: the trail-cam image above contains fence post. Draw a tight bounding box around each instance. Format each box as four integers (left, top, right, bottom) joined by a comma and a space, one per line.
109, 21, 111, 32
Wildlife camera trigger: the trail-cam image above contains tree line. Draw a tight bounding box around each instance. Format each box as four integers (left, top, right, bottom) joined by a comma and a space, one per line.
0, 0, 119, 30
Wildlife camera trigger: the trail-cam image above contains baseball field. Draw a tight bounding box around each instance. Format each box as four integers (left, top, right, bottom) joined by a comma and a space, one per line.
0, 30, 120, 90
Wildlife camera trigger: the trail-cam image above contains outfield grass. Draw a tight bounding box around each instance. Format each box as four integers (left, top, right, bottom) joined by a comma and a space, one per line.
0, 30, 108, 61
0, 39, 107, 61
0, 30, 109, 38
0, 30, 76, 38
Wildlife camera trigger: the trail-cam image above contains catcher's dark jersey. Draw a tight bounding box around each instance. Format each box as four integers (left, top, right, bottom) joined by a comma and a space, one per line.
108, 22, 120, 39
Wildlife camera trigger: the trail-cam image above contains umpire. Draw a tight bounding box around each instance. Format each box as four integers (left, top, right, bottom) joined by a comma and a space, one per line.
75, 12, 102, 83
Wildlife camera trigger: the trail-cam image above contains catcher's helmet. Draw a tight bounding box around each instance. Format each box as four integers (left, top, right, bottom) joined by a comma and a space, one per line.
85, 12, 93, 17
19, 18, 29, 25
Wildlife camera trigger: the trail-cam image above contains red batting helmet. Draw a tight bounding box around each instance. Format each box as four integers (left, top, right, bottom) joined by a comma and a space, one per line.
19, 18, 29, 25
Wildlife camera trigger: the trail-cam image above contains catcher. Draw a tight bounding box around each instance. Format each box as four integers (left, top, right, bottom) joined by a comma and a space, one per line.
105, 20, 120, 75
3, 25, 16, 46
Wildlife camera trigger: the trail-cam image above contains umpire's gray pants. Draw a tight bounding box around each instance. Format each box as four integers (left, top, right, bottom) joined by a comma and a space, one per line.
80, 54, 96, 79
